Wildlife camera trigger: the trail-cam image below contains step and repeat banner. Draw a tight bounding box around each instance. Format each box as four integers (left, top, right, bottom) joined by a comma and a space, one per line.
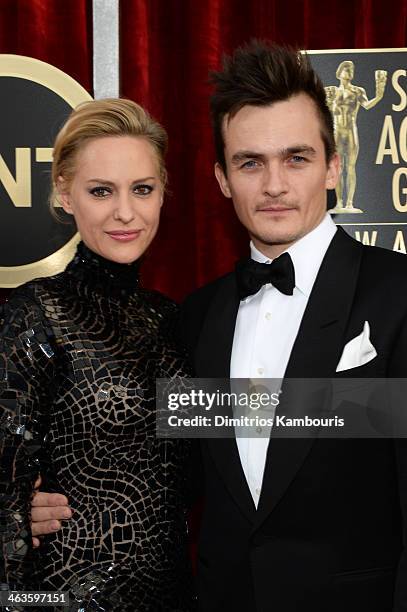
0, 48, 406, 288
310, 49, 407, 252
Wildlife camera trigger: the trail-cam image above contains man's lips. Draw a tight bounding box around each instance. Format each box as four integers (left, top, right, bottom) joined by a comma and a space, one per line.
256, 205, 296, 212
105, 230, 142, 242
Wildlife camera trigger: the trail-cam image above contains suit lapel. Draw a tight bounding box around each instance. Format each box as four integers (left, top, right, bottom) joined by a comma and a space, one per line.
254, 228, 363, 529
195, 272, 256, 522
282, 228, 363, 379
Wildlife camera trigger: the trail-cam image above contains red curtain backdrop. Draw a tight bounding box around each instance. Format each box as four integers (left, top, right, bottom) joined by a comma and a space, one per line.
0, 0, 92, 89
1, 0, 407, 302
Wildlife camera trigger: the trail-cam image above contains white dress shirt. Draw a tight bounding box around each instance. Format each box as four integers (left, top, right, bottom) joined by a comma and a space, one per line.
231, 214, 337, 506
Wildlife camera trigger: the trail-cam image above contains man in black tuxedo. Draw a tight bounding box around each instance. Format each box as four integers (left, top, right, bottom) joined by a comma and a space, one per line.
31, 43, 407, 611
179, 43, 407, 612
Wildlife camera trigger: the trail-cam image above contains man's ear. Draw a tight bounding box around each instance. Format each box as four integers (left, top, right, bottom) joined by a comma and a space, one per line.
326, 153, 340, 190
56, 177, 74, 215
214, 162, 232, 198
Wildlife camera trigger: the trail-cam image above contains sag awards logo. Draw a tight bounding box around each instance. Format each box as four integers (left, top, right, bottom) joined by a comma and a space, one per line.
0, 55, 92, 287
310, 49, 407, 252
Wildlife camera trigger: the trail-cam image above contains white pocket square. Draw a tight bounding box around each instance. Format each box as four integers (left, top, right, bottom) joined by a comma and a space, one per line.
336, 321, 377, 372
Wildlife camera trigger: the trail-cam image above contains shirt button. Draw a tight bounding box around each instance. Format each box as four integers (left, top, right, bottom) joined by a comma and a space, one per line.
256, 427, 262, 434
265, 312, 272, 320
255, 488, 261, 496
257, 367, 264, 375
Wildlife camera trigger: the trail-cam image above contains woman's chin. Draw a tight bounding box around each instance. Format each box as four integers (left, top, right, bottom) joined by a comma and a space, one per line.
107, 247, 143, 264
87, 240, 145, 264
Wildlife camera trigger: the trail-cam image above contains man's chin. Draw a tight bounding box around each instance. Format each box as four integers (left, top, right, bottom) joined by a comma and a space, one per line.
254, 231, 302, 250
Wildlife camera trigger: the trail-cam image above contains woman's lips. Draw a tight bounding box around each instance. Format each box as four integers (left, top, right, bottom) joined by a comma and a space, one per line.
106, 230, 141, 242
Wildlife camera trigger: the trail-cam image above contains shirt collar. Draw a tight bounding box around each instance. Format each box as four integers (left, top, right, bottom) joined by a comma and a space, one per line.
249, 213, 337, 298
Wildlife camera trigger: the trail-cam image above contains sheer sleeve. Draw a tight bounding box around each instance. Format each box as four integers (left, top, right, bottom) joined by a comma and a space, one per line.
0, 287, 57, 590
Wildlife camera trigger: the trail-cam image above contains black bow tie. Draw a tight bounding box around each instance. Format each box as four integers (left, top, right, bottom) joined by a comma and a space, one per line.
236, 252, 295, 300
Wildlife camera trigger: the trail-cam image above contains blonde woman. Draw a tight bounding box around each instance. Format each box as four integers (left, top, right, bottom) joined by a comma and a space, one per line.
0, 99, 195, 611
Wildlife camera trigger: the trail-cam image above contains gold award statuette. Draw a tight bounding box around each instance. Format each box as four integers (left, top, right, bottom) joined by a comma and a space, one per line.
326, 61, 388, 214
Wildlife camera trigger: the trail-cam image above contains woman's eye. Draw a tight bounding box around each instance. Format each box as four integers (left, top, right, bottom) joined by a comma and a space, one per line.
89, 186, 111, 197
134, 184, 153, 196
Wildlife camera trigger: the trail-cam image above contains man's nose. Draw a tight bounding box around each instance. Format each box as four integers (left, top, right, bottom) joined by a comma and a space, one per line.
262, 164, 288, 198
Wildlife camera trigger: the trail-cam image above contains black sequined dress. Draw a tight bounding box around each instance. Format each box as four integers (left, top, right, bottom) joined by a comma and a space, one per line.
0, 243, 195, 611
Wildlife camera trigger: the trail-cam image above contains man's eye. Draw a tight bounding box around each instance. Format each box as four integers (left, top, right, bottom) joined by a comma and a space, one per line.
241, 160, 259, 169
89, 186, 111, 197
134, 184, 153, 196
290, 155, 306, 163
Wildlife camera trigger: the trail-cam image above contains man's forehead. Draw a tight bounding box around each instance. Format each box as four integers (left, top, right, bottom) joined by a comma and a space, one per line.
223, 95, 319, 128
221, 96, 323, 148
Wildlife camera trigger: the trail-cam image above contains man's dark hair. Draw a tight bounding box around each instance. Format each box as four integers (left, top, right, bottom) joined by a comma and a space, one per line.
210, 41, 336, 172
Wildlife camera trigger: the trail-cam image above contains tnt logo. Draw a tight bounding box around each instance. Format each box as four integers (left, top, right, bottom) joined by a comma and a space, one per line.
0, 147, 53, 207
0, 55, 91, 287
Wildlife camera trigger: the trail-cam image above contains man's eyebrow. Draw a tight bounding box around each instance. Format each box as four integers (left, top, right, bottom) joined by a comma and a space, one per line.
230, 151, 266, 165
230, 146, 317, 165
282, 146, 317, 157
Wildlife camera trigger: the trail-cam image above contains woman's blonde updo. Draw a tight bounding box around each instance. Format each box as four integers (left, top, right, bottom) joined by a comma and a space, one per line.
50, 98, 168, 213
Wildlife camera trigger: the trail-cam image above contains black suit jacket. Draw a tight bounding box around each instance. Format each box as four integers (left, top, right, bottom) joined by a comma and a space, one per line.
180, 228, 407, 612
